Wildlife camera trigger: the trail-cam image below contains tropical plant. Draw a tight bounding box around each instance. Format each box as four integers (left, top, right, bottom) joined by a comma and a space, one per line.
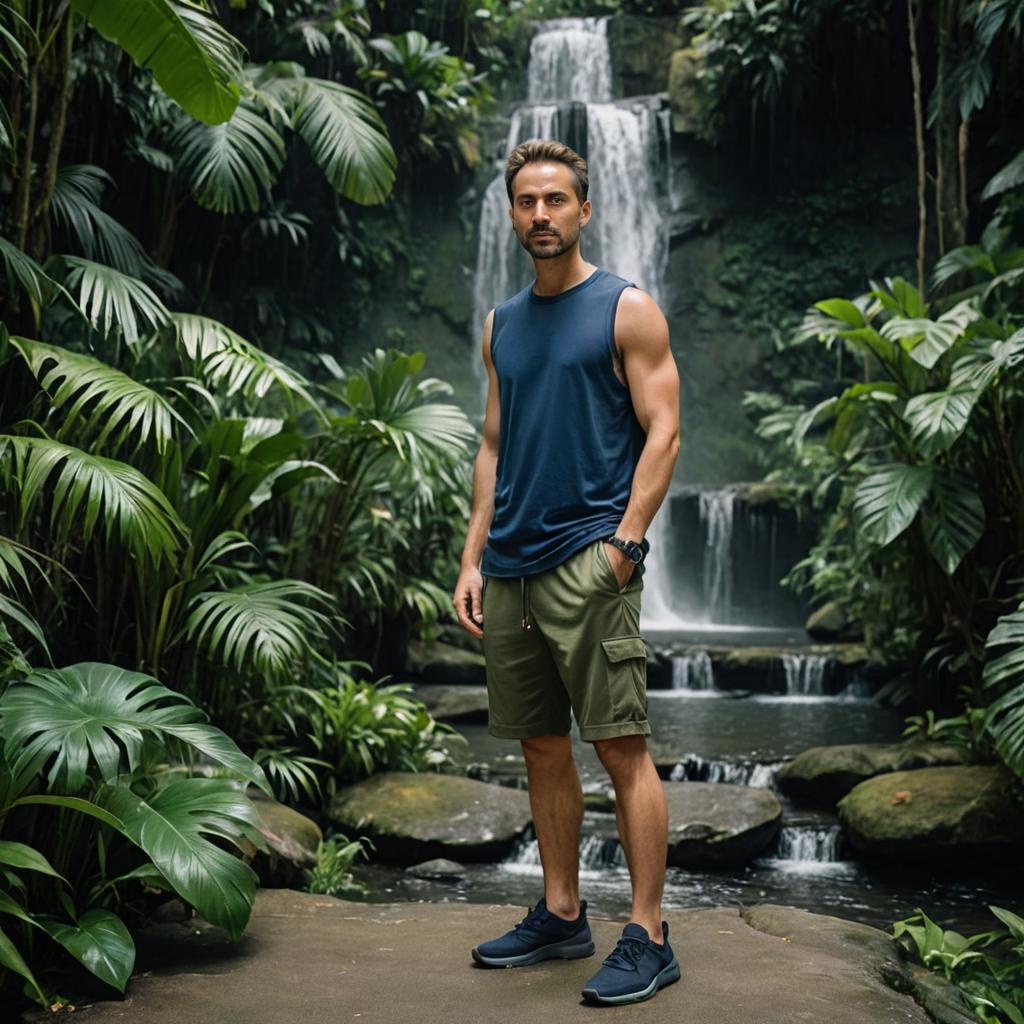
0, 656, 270, 1008
304, 831, 372, 898
892, 904, 1024, 1024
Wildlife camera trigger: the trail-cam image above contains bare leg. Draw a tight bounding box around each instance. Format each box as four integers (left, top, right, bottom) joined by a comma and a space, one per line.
520, 734, 583, 921
593, 734, 667, 944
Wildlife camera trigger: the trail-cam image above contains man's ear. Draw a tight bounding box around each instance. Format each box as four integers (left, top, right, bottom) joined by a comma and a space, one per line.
580, 198, 592, 226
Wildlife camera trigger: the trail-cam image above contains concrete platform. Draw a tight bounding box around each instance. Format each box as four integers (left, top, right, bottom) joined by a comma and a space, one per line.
45, 890, 953, 1023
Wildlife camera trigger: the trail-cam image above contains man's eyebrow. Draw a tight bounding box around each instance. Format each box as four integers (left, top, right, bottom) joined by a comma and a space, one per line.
515, 189, 570, 200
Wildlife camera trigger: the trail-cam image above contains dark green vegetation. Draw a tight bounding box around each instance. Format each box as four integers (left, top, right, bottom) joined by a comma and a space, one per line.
1, 0, 1023, 1018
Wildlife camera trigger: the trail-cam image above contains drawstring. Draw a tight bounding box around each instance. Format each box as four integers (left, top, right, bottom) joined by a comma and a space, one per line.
520, 576, 532, 631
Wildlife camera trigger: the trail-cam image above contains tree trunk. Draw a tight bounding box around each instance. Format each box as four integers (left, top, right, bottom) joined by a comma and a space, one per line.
933, 0, 967, 258
908, 0, 927, 297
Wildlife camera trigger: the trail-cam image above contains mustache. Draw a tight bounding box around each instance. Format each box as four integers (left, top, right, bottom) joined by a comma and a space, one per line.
529, 228, 559, 236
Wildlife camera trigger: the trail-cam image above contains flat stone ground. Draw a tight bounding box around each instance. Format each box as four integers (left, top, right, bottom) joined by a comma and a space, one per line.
47, 890, 946, 1024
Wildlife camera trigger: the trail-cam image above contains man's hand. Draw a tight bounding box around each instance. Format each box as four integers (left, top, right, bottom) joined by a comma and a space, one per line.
454, 566, 485, 639
602, 542, 635, 590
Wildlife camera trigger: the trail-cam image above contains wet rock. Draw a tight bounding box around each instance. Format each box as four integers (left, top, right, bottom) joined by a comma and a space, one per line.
777, 740, 970, 805
668, 47, 702, 134
664, 780, 781, 867
806, 600, 847, 640
410, 683, 489, 723
328, 770, 532, 865
404, 858, 466, 880
608, 15, 681, 97
838, 764, 1024, 863
247, 791, 322, 887
405, 639, 486, 686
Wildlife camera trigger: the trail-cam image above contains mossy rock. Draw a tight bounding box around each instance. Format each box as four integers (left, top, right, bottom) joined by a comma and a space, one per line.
837, 764, 1024, 863
405, 639, 486, 685
328, 770, 532, 865
777, 741, 970, 805
664, 781, 781, 868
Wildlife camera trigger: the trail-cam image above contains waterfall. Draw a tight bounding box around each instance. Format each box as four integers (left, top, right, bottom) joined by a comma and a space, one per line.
670, 650, 715, 691
699, 488, 736, 623
472, 16, 679, 627
782, 654, 830, 695
668, 754, 785, 788
773, 825, 843, 863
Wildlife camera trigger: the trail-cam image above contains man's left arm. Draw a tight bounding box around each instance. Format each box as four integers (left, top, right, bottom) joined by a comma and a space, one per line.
605, 287, 681, 585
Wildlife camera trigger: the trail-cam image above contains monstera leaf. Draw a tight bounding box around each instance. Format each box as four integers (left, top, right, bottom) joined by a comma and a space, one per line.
0, 662, 269, 794
38, 910, 134, 992
96, 779, 260, 939
851, 463, 934, 546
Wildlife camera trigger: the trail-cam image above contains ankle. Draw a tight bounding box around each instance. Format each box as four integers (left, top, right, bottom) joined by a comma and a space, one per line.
547, 900, 581, 921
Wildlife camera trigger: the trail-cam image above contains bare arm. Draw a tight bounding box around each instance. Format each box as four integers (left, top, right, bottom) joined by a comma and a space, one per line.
605, 287, 681, 584
454, 308, 498, 638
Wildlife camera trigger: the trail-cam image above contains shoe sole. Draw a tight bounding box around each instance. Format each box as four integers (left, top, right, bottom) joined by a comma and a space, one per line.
581, 958, 681, 1004
471, 938, 596, 968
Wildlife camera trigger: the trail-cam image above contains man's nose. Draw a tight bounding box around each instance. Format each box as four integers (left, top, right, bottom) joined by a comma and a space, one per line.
532, 203, 550, 222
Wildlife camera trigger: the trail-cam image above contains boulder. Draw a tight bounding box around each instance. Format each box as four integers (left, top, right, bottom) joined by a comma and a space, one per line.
409, 683, 489, 723
668, 47, 703, 134
806, 600, 847, 640
664, 780, 781, 867
777, 740, 970, 805
405, 639, 486, 685
838, 764, 1024, 863
246, 792, 322, 888
328, 770, 532, 865
404, 858, 466, 880
608, 15, 681, 97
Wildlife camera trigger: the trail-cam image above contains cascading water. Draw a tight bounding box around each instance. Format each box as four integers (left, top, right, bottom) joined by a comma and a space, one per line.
472, 16, 677, 626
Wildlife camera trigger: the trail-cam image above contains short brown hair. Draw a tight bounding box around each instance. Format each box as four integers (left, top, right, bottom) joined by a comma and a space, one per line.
505, 140, 589, 206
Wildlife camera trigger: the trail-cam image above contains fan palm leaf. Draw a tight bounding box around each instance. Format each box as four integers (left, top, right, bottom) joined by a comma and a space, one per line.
0, 234, 59, 311
0, 436, 188, 567
168, 104, 285, 214
54, 256, 171, 344
70, 0, 245, 124
287, 76, 396, 205
171, 312, 323, 417
10, 337, 191, 456
982, 600, 1024, 783
184, 579, 338, 682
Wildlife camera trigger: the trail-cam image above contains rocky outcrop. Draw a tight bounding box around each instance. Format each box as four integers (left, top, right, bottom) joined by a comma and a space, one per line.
777, 740, 970, 805
837, 764, 1024, 863
668, 47, 702, 134
405, 639, 486, 685
327, 770, 531, 865
410, 683, 489, 723
608, 15, 682, 97
664, 780, 781, 867
806, 600, 848, 640
244, 792, 323, 888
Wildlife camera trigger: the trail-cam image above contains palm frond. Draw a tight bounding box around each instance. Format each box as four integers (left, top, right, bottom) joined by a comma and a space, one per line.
0, 234, 59, 310
168, 103, 285, 214
51, 256, 171, 344
10, 336, 191, 456
0, 435, 188, 567
184, 579, 339, 683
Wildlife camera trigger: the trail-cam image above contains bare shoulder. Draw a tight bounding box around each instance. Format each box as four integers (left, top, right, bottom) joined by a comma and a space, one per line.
481, 308, 495, 364
614, 286, 669, 353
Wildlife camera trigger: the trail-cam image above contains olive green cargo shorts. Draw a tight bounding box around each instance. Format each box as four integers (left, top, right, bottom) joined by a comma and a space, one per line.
481, 538, 650, 743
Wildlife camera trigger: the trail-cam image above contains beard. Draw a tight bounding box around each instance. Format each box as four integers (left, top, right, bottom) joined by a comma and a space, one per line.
516, 220, 581, 260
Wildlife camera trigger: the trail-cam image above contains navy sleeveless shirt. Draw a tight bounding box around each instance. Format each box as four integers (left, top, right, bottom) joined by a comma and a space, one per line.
481, 267, 650, 577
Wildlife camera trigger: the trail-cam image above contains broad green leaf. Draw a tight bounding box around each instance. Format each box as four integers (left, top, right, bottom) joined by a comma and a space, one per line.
852, 463, 933, 546
902, 388, 980, 455
920, 468, 984, 575
71, 0, 244, 124
0, 840, 65, 881
1, 662, 269, 794
881, 299, 981, 369
0, 922, 46, 1005
813, 298, 864, 327
39, 909, 135, 993
96, 779, 260, 939
981, 602, 1024, 784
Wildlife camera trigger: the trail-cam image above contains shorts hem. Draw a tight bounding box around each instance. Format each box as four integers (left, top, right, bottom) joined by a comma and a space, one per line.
488, 721, 571, 739
579, 721, 651, 742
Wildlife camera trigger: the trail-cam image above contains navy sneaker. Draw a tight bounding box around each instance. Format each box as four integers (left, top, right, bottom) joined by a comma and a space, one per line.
581, 920, 681, 1004
471, 896, 595, 967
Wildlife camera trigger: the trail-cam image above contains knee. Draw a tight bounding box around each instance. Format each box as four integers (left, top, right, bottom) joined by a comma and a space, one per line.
520, 733, 574, 767
593, 734, 648, 776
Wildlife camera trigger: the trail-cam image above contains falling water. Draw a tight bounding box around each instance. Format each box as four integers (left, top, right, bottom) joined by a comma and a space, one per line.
472, 16, 677, 625
670, 650, 715, 691
699, 489, 736, 622
782, 654, 830, 695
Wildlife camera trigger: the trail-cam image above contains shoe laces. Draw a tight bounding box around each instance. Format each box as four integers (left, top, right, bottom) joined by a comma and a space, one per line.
602, 935, 648, 972
514, 902, 553, 932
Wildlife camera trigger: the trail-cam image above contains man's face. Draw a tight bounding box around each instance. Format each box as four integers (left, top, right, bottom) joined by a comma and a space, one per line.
508, 161, 591, 260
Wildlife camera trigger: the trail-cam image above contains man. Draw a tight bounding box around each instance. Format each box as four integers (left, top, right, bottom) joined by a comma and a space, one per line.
453, 139, 681, 1006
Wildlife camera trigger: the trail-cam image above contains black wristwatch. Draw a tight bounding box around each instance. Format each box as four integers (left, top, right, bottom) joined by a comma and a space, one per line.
606, 535, 646, 565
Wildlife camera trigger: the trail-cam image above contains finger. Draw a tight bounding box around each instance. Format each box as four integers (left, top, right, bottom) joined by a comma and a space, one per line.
471, 586, 483, 625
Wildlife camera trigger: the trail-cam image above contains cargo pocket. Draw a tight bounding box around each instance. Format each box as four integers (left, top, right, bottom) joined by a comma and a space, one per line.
600, 635, 648, 721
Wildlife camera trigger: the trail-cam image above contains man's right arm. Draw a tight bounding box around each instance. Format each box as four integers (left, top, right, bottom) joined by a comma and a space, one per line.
454, 309, 498, 639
